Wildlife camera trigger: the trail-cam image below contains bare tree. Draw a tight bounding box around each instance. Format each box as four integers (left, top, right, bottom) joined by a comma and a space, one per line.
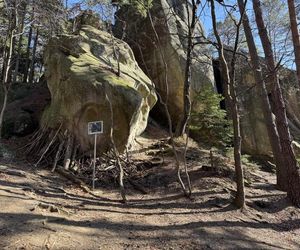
12, 0, 27, 83
236, 0, 286, 191
261, 0, 292, 65
23, 2, 34, 83
22, 0, 66, 83
0, 0, 66, 137
253, 0, 300, 205
210, 0, 245, 208
147, 9, 192, 197
176, 0, 198, 136
27, 28, 38, 83
0, 0, 17, 138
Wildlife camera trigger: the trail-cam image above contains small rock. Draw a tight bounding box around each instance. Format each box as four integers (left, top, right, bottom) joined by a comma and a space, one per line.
49, 206, 59, 213
254, 200, 271, 209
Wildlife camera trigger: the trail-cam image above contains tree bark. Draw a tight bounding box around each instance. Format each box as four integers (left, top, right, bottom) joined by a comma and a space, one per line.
104, 86, 126, 202
176, 0, 197, 136
28, 29, 39, 83
253, 0, 300, 205
63, 133, 74, 170
148, 10, 191, 196
23, 5, 34, 83
237, 0, 286, 193
12, 33, 24, 84
13, 3, 27, 84
287, 0, 300, 88
0, 87, 9, 138
0, 35, 8, 83
0, 21, 15, 138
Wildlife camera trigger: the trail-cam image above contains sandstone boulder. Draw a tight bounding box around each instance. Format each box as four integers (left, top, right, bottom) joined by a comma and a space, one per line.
114, 0, 214, 126
216, 55, 300, 158
2, 82, 50, 138
43, 23, 157, 153
292, 141, 300, 158
280, 70, 300, 142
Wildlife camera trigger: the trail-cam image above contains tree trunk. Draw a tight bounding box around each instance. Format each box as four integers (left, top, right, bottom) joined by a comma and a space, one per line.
28, 29, 39, 83
64, 133, 74, 170
13, 4, 27, 84
0, 30, 15, 137
148, 10, 191, 197
12, 33, 23, 84
104, 85, 126, 202
211, 0, 245, 208
287, 0, 300, 88
0, 0, 18, 137
253, 0, 300, 205
0, 87, 9, 138
23, 5, 34, 83
176, 0, 197, 136
237, 0, 285, 192
0, 36, 9, 83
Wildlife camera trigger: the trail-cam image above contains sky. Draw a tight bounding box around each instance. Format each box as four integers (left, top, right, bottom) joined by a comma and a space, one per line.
199, 0, 230, 35
67, 0, 295, 69
67, 0, 228, 35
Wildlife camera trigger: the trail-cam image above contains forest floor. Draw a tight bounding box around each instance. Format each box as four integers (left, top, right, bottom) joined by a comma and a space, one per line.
0, 125, 300, 249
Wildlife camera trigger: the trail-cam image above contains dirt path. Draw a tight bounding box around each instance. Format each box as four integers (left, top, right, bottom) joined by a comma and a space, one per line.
0, 137, 300, 249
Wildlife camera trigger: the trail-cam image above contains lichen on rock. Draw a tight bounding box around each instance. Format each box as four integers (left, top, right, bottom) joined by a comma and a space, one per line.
114, 0, 214, 126
43, 20, 157, 154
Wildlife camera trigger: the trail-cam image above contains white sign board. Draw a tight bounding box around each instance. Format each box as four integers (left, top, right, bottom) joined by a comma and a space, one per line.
88, 121, 103, 135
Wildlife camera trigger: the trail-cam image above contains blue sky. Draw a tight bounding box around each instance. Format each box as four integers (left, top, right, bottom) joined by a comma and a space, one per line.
67, 0, 229, 35
199, 0, 231, 35
66, 0, 295, 69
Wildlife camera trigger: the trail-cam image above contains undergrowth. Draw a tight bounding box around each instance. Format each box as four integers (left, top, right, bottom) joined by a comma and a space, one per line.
190, 85, 233, 148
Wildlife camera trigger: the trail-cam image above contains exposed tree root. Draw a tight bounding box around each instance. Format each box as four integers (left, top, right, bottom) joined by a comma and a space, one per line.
52, 139, 65, 173
70, 143, 79, 170
55, 165, 91, 193
25, 100, 191, 202
183, 133, 192, 197
63, 133, 74, 170
105, 89, 127, 203
33, 124, 62, 167
25, 123, 176, 203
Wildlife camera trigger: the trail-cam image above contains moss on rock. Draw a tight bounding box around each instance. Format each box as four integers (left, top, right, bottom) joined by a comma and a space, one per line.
43, 24, 157, 154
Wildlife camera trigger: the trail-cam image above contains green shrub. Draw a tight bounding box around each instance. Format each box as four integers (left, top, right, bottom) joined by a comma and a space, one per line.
190, 85, 233, 147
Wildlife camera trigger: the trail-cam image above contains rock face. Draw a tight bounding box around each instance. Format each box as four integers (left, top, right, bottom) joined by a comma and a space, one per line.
43, 18, 157, 153
2, 82, 50, 138
236, 71, 274, 157
280, 71, 300, 142
215, 56, 300, 158
292, 141, 300, 159
114, 0, 214, 126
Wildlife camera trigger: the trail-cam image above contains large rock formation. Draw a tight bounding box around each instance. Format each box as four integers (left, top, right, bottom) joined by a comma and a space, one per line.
43, 15, 157, 153
114, 0, 214, 126
236, 70, 274, 157
2, 82, 50, 138
214, 55, 300, 158
280, 70, 300, 142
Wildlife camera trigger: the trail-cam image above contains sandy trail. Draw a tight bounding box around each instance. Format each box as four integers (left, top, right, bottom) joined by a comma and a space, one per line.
0, 137, 300, 249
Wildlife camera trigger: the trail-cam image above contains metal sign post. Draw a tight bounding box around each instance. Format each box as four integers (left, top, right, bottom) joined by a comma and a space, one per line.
88, 121, 103, 190
92, 133, 97, 190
